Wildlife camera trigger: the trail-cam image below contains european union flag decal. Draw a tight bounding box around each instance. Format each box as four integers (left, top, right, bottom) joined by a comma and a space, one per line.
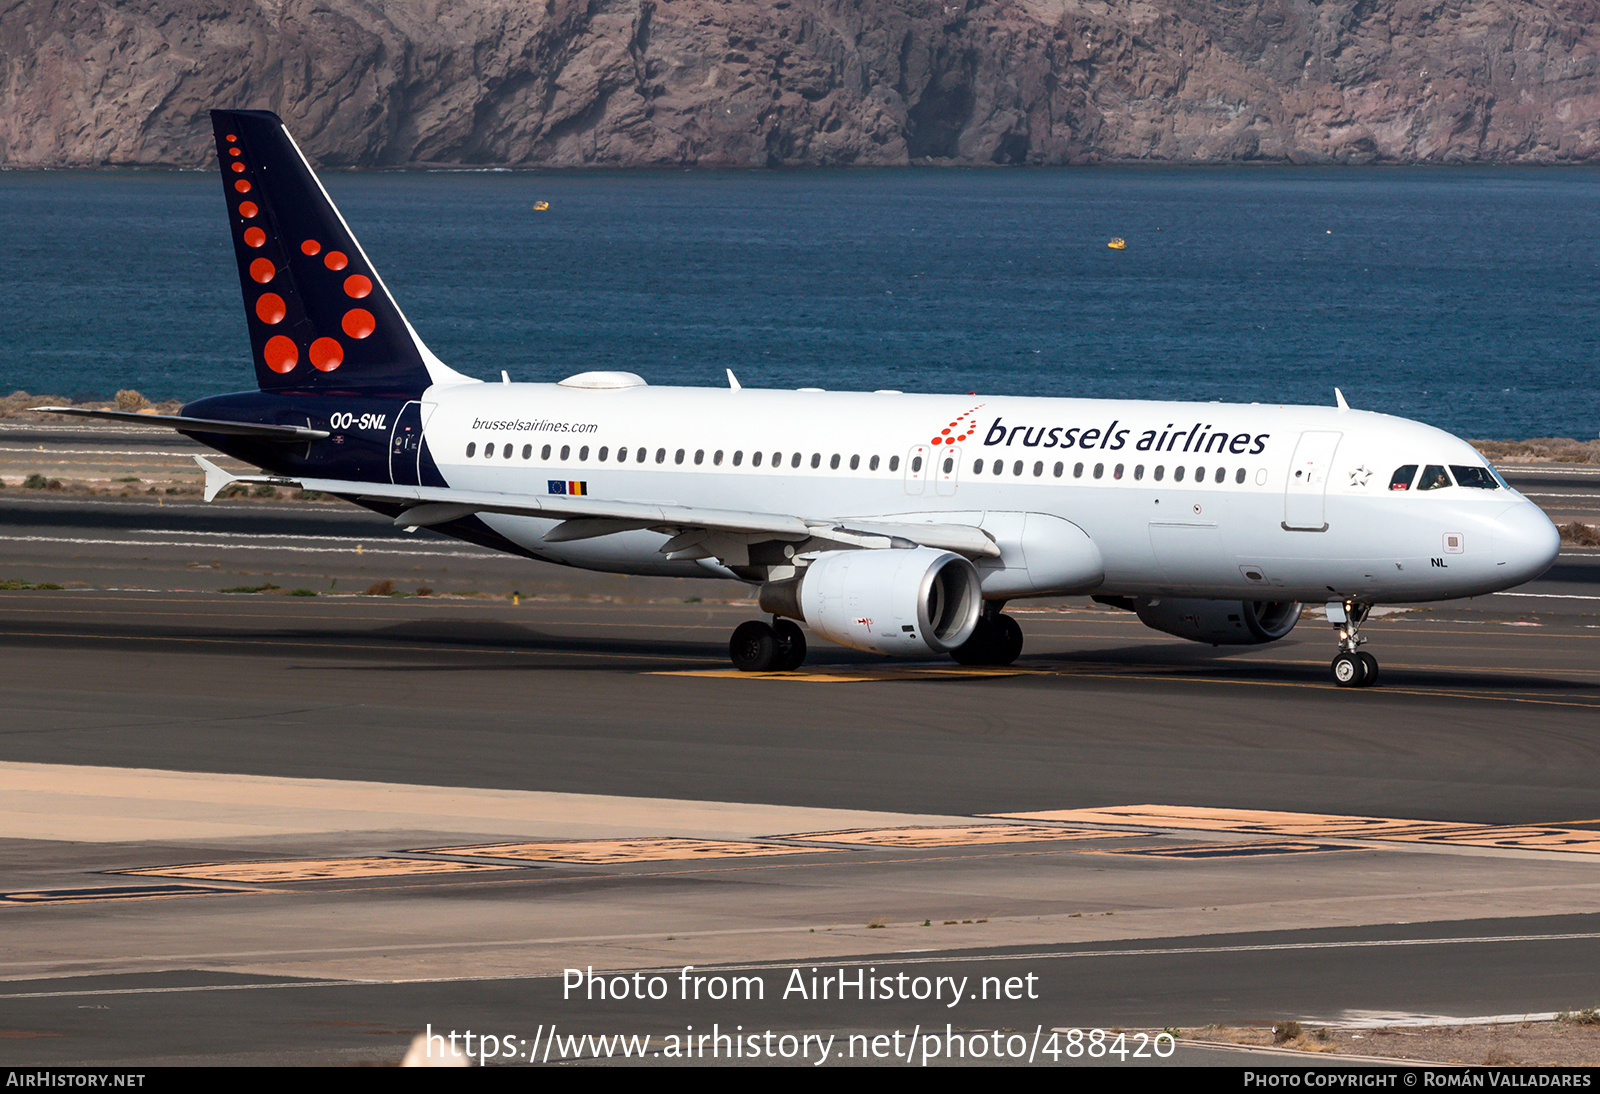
547, 480, 566, 495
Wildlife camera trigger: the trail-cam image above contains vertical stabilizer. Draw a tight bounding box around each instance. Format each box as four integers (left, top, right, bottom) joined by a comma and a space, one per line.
210, 109, 476, 395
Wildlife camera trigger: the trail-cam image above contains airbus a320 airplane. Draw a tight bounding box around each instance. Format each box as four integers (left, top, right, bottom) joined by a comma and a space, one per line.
38, 110, 1561, 686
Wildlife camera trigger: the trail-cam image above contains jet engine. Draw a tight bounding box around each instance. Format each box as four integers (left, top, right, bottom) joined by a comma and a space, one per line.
1122, 597, 1303, 645
761, 547, 982, 656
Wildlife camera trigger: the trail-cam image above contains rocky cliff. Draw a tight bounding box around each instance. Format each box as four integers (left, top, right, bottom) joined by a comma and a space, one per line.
5, 0, 1599, 166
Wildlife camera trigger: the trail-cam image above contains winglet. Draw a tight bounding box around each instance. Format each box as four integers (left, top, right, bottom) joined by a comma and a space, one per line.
726, 369, 742, 391
1334, 388, 1350, 411
195, 456, 238, 502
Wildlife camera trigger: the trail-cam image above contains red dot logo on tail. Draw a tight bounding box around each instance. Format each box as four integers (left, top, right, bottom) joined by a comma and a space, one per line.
301, 240, 321, 256
264, 336, 298, 374
344, 275, 371, 299
255, 294, 286, 324
243, 227, 265, 248
342, 309, 375, 339
249, 259, 275, 284
325, 251, 348, 271
310, 338, 344, 372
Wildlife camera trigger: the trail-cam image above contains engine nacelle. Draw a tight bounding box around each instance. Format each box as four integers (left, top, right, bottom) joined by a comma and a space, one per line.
763, 547, 982, 656
1131, 598, 1303, 645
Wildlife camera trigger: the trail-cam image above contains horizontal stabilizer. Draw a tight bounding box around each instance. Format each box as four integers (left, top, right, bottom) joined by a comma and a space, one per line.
33, 407, 328, 441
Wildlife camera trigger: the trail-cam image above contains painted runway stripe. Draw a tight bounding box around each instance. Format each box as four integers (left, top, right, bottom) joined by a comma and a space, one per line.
783, 825, 1109, 848
995, 805, 1600, 855
411, 838, 818, 864
114, 858, 523, 882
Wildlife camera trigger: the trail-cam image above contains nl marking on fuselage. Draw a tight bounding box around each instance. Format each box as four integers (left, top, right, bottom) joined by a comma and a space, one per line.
34, 109, 1561, 688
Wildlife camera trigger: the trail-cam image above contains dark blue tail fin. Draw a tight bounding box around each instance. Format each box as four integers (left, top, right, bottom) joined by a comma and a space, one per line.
212, 109, 468, 395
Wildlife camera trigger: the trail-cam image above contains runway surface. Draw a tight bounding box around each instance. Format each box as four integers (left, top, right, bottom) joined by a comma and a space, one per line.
1, 424, 1598, 1066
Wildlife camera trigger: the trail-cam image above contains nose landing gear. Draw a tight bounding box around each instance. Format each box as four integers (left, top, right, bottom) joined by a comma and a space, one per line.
1327, 600, 1379, 687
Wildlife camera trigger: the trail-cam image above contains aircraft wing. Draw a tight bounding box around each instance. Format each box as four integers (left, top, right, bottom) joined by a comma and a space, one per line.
194, 458, 1001, 560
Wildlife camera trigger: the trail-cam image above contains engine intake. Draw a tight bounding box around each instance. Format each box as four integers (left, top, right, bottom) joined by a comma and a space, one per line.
762, 547, 982, 656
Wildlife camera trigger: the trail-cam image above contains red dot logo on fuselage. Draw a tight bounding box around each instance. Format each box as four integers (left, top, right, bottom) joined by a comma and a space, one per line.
929, 403, 985, 445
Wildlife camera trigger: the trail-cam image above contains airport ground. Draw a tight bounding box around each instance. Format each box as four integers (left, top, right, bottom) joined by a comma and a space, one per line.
1, 421, 1599, 1067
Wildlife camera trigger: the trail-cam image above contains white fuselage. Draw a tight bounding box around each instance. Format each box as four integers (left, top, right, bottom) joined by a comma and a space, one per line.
407, 380, 1559, 605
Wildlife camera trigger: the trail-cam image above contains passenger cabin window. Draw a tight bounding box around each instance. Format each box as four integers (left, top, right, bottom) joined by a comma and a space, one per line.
541, 444, 552, 460
889, 456, 900, 472
560, 445, 570, 460
1418, 465, 1451, 491
465, 442, 476, 458
1451, 465, 1499, 489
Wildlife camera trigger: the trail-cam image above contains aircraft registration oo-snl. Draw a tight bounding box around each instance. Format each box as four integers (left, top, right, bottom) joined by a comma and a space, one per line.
39, 110, 1560, 687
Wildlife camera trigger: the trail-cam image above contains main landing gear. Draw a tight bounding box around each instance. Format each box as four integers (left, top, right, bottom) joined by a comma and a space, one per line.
729, 618, 806, 672
949, 607, 1024, 667
1327, 599, 1379, 688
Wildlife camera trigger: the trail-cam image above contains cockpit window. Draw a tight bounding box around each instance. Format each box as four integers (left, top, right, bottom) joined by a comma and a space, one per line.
1450, 465, 1499, 489
1417, 465, 1452, 491
1389, 465, 1417, 491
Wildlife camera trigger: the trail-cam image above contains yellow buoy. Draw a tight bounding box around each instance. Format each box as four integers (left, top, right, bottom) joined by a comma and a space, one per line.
533, 201, 550, 211
1107, 237, 1126, 250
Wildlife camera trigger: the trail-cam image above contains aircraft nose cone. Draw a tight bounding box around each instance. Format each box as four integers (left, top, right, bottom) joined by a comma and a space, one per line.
1494, 501, 1560, 586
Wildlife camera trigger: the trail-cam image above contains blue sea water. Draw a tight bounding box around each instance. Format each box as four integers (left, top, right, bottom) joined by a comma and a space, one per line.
1, 165, 1597, 439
